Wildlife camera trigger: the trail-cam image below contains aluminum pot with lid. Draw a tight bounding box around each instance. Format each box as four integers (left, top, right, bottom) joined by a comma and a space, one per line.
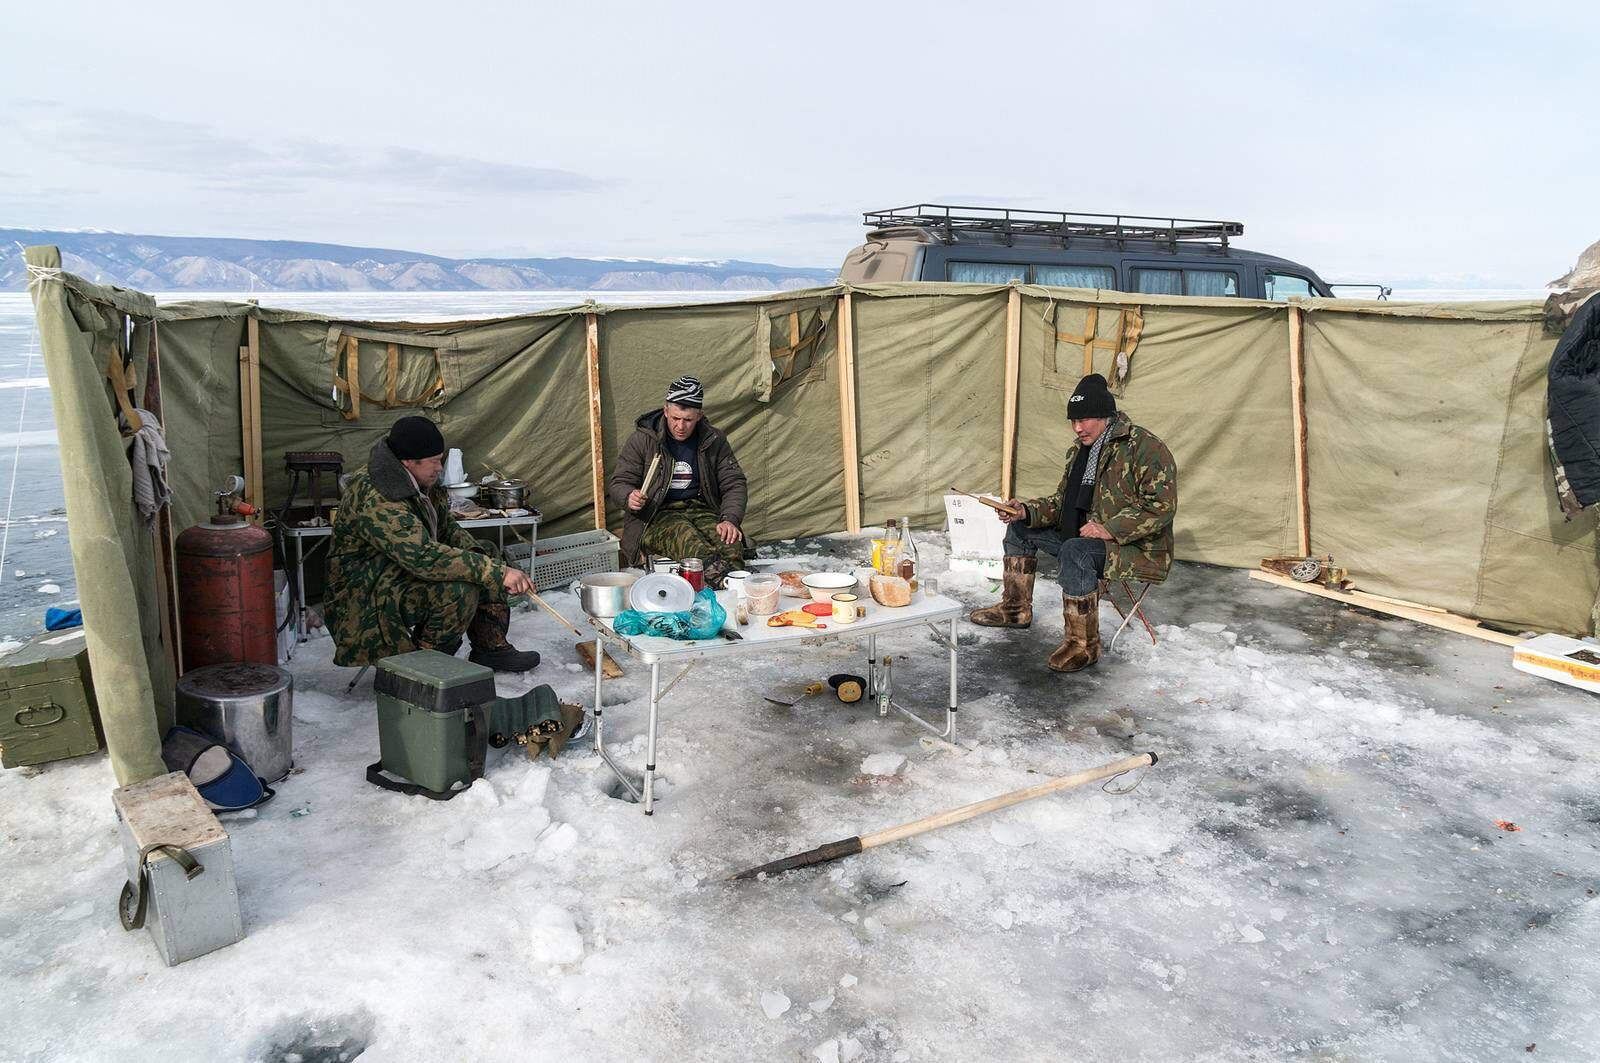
482, 479, 526, 510
577, 571, 641, 618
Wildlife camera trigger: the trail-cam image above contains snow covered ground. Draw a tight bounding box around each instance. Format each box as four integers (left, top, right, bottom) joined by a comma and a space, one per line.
3, 532, 1599, 1062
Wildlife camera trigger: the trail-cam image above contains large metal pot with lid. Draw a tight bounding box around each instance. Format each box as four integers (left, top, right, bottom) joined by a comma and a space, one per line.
482, 479, 526, 510
577, 571, 641, 618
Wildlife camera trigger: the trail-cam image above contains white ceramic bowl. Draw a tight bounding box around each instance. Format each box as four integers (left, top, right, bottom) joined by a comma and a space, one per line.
802, 571, 858, 603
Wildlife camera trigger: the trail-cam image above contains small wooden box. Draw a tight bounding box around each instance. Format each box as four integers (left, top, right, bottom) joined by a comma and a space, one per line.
112, 772, 244, 966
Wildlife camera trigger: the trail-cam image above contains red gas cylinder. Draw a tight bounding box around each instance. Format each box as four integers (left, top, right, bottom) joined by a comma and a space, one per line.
176, 510, 277, 671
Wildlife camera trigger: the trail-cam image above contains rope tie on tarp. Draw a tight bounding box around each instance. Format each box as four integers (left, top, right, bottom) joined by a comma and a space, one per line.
24, 263, 63, 291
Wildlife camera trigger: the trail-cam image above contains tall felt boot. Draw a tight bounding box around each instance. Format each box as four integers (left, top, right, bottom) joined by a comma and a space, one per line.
1047, 590, 1101, 673
466, 602, 541, 673
968, 555, 1036, 628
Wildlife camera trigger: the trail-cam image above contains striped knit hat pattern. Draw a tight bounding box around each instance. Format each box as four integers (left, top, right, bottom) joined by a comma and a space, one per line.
665, 375, 704, 408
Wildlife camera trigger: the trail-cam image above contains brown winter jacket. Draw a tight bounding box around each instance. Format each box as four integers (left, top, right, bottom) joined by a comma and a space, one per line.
606, 409, 748, 564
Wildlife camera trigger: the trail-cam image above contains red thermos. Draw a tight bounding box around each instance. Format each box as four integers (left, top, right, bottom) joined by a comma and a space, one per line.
175, 504, 277, 671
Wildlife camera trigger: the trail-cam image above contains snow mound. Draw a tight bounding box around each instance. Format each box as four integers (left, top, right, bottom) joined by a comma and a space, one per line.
528, 903, 583, 964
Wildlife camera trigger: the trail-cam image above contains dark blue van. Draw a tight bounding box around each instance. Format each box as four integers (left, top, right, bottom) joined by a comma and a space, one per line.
839, 205, 1336, 301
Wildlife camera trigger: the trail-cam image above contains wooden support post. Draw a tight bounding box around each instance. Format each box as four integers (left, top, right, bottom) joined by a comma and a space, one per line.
240, 312, 264, 520
1000, 288, 1022, 499
1288, 305, 1311, 556
143, 322, 183, 678
837, 292, 861, 533
585, 313, 606, 530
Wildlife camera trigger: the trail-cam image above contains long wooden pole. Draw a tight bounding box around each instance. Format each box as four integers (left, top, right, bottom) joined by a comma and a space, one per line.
143, 322, 183, 679
730, 751, 1158, 880
1000, 288, 1022, 499
585, 313, 606, 530
1288, 305, 1311, 556
240, 310, 264, 520
837, 292, 861, 532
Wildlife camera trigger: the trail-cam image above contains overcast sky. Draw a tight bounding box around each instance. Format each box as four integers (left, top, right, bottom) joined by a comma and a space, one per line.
4, 1, 1596, 286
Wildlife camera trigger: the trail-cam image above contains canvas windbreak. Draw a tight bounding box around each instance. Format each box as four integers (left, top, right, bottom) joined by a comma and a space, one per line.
23, 246, 1595, 785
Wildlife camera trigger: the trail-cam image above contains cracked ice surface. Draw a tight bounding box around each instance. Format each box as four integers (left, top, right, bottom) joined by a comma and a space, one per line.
1, 531, 1598, 1061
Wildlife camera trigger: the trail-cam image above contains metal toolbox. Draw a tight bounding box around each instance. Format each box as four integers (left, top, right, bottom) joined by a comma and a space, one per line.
0, 628, 103, 769
112, 771, 244, 966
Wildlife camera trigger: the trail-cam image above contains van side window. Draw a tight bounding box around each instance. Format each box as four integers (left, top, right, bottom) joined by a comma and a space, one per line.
948, 262, 1028, 284
1034, 265, 1117, 289
1264, 272, 1313, 301
1132, 268, 1239, 297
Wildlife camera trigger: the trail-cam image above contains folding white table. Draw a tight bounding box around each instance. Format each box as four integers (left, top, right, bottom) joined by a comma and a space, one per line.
588, 575, 963, 814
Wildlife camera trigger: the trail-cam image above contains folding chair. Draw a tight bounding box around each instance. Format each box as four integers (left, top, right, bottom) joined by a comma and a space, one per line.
1101, 579, 1157, 654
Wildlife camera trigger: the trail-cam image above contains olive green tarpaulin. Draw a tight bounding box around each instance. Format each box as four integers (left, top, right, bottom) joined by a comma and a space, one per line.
23, 249, 1598, 785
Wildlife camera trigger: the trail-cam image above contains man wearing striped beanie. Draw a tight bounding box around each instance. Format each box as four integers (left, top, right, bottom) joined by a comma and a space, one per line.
606, 374, 749, 586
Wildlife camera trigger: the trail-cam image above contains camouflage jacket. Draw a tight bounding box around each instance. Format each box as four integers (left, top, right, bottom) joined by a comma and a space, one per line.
324, 439, 504, 665
1024, 413, 1178, 583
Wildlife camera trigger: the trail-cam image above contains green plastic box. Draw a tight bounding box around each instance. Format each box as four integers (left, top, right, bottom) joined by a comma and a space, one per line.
371, 650, 497, 798
0, 628, 103, 769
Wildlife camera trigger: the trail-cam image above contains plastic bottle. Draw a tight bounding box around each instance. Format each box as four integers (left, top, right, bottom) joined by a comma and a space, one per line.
878, 518, 901, 575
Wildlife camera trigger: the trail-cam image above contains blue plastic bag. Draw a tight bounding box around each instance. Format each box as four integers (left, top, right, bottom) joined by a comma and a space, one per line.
613, 588, 727, 640
44, 607, 83, 631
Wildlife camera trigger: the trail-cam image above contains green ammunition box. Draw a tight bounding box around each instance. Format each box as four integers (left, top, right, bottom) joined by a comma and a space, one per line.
0, 628, 104, 769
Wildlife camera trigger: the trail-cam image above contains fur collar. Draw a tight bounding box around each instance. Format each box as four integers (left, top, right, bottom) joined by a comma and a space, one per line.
367, 439, 419, 502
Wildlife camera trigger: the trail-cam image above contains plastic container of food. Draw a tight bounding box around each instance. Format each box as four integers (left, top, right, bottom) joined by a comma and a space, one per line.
745, 573, 782, 615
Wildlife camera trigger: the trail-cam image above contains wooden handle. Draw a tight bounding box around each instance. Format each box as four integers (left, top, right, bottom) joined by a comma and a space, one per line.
641, 453, 663, 495
525, 589, 584, 638
861, 752, 1157, 849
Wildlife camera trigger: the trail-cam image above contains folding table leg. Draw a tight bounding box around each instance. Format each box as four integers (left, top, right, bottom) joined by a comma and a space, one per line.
591, 629, 641, 804
643, 662, 660, 815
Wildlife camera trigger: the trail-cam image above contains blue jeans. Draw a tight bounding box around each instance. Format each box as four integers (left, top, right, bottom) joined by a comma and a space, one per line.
1003, 523, 1106, 596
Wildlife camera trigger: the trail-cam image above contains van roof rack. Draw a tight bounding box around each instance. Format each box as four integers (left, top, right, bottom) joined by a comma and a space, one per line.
863, 204, 1244, 250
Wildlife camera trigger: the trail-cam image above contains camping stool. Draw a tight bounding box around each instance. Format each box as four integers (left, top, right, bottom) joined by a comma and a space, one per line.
1101, 579, 1157, 653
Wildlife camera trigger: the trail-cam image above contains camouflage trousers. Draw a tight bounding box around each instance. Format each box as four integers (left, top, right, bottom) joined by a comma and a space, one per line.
640, 500, 745, 588
393, 577, 510, 658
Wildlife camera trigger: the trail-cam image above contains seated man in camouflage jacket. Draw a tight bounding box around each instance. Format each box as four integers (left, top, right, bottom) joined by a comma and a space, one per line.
970, 374, 1177, 673
325, 416, 539, 672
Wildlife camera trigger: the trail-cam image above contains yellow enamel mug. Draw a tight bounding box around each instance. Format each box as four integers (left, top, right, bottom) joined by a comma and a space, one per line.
832, 593, 860, 624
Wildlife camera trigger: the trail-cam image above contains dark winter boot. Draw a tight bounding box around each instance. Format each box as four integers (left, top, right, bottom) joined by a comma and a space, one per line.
466, 601, 540, 672
468, 645, 542, 673
968, 555, 1036, 627
1047, 590, 1101, 673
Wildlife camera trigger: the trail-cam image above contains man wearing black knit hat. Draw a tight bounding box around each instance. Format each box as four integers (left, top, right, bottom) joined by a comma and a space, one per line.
325, 415, 541, 672
970, 374, 1178, 673
607, 375, 749, 585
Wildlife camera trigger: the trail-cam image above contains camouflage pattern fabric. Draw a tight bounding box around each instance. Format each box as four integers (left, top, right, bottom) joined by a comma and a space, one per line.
325, 440, 508, 666
1023, 412, 1178, 584
640, 500, 745, 586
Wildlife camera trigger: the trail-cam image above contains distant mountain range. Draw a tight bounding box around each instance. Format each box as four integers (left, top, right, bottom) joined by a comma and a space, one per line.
0, 228, 836, 293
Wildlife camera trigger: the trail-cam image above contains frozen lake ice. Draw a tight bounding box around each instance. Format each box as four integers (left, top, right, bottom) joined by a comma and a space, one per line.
1, 532, 1596, 1061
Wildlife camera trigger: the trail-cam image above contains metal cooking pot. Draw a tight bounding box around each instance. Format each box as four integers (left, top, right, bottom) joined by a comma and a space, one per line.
444, 482, 478, 503
175, 663, 294, 782
482, 479, 526, 510
577, 571, 641, 618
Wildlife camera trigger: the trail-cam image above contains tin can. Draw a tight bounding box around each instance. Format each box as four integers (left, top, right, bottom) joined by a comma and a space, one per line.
680, 557, 704, 592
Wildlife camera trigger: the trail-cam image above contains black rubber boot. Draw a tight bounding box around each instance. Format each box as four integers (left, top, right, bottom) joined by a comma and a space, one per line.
468, 645, 542, 673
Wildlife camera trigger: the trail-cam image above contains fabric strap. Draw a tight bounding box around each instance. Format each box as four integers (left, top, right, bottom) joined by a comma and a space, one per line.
119, 842, 203, 931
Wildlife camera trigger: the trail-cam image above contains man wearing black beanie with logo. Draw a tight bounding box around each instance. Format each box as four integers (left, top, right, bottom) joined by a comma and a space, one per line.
325, 415, 541, 672
970, 374, 1177, 673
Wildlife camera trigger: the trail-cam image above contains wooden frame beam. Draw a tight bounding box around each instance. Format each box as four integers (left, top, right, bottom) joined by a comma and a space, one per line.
1248, 570, 1521, 647
585, 313, 606, 530
1000, 288, 1022, 499
239, 312, 264, 520
1288, 305, 1311, 556
837, 292, 861, 532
